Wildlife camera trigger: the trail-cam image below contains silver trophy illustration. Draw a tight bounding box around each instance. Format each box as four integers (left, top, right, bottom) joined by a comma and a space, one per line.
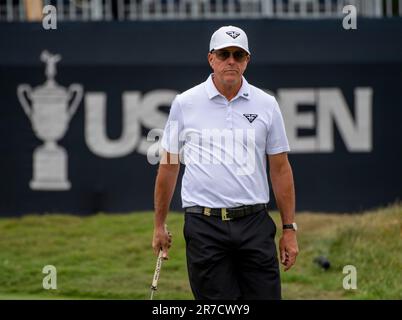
17, 51, 83, 190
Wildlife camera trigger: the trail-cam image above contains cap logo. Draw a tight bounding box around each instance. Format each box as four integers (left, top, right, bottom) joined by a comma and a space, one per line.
243, 114, 258, 123
226, 31, 240, 39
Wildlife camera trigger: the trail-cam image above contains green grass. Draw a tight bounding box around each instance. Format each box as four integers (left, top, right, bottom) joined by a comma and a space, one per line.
0, 204, 400, 300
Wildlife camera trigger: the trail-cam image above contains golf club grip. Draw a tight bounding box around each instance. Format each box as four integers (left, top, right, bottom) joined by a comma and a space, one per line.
151, 250, 163, 288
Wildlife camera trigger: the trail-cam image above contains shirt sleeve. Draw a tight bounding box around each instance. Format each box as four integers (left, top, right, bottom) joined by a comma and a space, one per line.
161, 95, 184, 154
266, 98, 291, 155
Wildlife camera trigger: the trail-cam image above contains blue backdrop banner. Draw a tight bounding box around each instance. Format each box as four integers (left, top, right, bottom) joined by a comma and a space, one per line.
0, 19, 401, 215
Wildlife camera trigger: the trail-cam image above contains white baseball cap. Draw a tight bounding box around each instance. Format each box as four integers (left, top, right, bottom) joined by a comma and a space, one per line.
209, 25, 250, 55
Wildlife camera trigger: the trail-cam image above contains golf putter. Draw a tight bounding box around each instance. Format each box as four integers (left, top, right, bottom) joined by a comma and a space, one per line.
150, 224, 168, 300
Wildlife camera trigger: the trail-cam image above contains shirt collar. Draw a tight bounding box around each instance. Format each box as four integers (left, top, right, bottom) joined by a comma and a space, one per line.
205, 74, 251, 101
236, 76, 251, 100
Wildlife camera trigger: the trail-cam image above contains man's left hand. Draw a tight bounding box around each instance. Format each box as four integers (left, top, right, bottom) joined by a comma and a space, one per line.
279, 231, 299, 271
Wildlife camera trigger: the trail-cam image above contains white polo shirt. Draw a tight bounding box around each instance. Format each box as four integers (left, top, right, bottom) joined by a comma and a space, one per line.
161, 74, 290, 208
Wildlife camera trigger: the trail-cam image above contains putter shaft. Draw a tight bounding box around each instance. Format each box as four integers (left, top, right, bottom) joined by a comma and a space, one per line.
150, 248, 164, 300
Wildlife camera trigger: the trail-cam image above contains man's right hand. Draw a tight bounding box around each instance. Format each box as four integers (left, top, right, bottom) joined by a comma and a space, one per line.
152, 225, 172, 260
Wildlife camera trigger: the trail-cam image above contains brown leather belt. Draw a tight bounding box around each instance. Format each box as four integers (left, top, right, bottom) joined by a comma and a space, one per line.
184, 203, 267, 221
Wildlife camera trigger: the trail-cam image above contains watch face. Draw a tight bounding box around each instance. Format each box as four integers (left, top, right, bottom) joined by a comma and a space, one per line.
292, 222, 298, 231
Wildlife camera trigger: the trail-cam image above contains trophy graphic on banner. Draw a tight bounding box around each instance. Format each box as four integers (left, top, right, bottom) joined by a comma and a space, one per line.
17, 51, 83, 190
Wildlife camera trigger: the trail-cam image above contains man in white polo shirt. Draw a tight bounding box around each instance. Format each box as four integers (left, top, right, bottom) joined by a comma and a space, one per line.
153, 25, 299, 300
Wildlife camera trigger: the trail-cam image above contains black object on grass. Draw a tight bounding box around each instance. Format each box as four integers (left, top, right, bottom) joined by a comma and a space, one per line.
314, 256, 331, 270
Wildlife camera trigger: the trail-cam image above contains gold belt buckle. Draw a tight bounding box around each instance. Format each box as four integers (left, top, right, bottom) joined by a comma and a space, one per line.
221, 208, 231, 221
203, 207, 211, 216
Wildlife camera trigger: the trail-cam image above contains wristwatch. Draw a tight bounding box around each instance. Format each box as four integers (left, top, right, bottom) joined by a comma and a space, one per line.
283, 222, 298, 231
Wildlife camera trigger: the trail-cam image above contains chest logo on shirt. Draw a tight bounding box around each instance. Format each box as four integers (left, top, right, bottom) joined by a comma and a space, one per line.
226, 31, 240, 39
243, 114, 258, 123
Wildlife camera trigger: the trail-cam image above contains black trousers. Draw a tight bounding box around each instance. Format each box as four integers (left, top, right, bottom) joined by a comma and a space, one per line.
183, 207, 281, 300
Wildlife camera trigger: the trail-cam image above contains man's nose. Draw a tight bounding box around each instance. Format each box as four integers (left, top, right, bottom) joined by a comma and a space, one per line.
227, 54, 236, 65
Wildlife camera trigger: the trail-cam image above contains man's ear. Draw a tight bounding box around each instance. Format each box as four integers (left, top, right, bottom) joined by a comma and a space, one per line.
208, 53, 214, 68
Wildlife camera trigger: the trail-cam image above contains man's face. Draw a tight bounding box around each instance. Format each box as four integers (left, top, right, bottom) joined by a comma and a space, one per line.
208, 46, 250, 86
